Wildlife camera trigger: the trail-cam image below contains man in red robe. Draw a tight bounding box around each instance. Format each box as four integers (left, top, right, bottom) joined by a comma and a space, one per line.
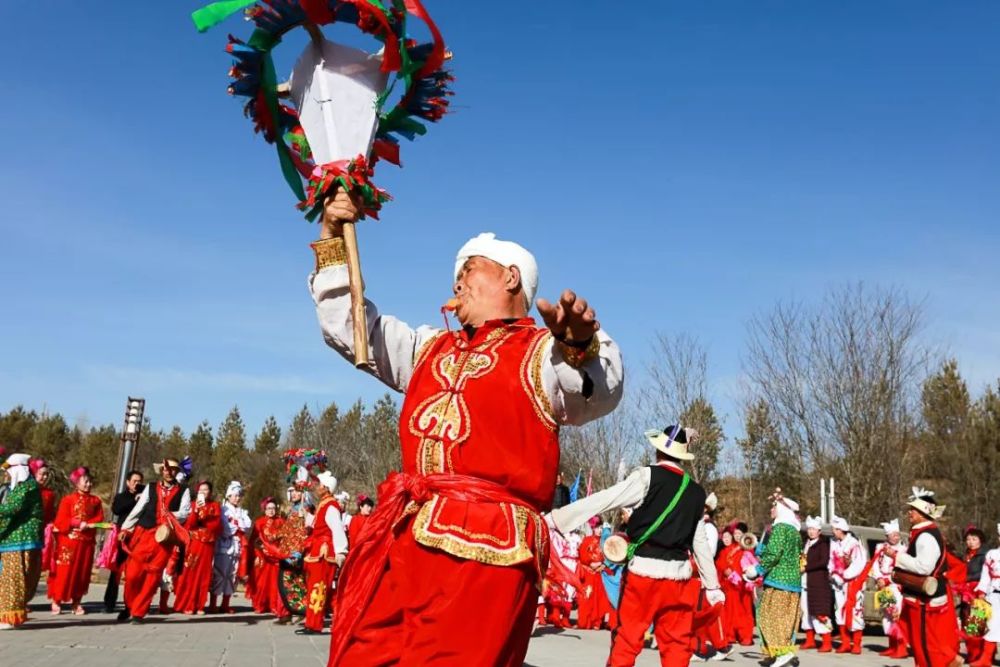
296, 471, 347, 635
310, 191, 624, 666
893, 487, 962, 667
119, 458, 191, 623
48, 467, 103, 614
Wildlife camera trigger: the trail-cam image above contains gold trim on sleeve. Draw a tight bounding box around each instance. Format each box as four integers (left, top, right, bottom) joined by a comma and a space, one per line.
558, 335, 600, 369
310, 237, 349, 271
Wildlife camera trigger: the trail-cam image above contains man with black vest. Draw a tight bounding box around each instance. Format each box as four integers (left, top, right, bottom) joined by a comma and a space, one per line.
120, 458, 191, 623
893, 487, 961, 667
550, 425, 722, 667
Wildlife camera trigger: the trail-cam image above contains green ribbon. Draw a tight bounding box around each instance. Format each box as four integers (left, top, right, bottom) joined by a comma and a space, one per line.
191, 0, 258, 33
625, 473, 691, 561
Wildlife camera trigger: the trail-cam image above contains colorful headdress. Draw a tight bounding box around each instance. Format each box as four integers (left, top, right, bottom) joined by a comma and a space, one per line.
69, 466, 90, 485
191, 0, 452, 220
260, 496, 278, 510
28, 458, 47, 475
283, 448, 328, 489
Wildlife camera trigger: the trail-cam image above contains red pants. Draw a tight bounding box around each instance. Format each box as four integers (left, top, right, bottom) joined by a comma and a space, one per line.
172, 540, 213, 614
722, 583, 755, 644
609, 571, 701, 667
304, 558, 336, 631
902, 598, 959, 667
123, 527, 172, 619
334, 528, 538, 666
48, 536, 96, 603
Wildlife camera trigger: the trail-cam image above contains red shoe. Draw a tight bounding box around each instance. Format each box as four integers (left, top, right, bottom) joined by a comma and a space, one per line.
851, 631, 863, 654
880, 637, 897, 657
836, 628, 853, 654
801, 630, 817, 650
818, 633, 834, 653
889, 639, 909, 659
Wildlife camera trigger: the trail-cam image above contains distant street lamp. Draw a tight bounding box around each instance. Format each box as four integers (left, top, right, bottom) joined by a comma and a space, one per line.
113, 397, 145, 495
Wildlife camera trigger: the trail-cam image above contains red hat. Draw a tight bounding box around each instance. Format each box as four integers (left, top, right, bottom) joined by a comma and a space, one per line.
260, 496, 278, 510
69, 466, 90, 485
29, 458, 47, 475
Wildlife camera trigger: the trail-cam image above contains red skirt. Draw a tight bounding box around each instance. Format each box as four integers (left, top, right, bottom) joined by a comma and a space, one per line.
173, 539, 215, 614
47, 535, 96, 603
250, 557, 289, 617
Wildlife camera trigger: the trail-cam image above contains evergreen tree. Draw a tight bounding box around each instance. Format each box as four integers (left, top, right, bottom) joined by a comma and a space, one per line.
679, 396, 724, 484
0, 406, 39, 452
213, 406, 248, 489
738, 399, 800, 524
187, 421, 215, 483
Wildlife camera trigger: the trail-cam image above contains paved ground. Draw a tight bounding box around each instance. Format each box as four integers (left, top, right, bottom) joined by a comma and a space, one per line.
0, 584, 899, 667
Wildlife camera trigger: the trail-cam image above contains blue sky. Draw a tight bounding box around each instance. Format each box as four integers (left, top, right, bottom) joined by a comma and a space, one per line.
1, 1, 998, 443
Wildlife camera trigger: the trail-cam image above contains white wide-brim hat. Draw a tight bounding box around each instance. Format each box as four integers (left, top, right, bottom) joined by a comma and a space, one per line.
644, 425, 697, 461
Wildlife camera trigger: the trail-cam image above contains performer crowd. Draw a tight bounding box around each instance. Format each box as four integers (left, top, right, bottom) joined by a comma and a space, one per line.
0, 443, 987, 667
0, 451, 371, 636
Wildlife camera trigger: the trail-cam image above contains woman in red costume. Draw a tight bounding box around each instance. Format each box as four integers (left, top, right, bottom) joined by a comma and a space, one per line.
173, 480, 222, 615
576, 517, 612, 629
31, 459, 57, 577
249, 497, 291, 621
717, 522, 755, 646
48, 467, 104, 615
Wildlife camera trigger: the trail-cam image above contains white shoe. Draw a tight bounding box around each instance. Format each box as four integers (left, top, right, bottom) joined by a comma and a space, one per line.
772, 653, 797, 667
0, 623, 14, 631
690, 654, 707, 662
712, 646, 735, 661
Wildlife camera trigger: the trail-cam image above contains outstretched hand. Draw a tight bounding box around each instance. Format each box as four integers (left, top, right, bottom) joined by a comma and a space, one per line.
536, 290, 600, 345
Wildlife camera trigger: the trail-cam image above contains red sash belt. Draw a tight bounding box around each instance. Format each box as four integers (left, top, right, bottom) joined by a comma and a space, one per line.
329, 471, 544, 666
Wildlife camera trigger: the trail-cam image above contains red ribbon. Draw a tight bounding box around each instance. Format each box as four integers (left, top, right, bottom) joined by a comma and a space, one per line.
327, 471, 544, 666
403, 0, 446, 77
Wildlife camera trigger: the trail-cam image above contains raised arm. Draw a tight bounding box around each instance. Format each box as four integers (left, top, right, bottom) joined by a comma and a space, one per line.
310, 265, 442, 392
309, 191, 441, 392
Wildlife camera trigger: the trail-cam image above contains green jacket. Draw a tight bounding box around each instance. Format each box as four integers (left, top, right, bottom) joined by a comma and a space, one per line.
755, 522, 803, 592
0, 477, 43, 552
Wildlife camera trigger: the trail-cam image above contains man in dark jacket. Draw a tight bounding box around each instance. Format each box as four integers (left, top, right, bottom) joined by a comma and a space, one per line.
551, 472, 571, 509
800, 515, 834, 652
103, 470, 144, 613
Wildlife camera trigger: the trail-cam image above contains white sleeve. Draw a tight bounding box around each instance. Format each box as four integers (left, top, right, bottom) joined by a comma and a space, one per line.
977, 554, 993, 595
173, 488, 191, 523
238, 509, 252, 531
693, 520, 720, 590
121, 485, 150, 530
327, 507, 349, 556
843, 538, 868, 580
540, 330, 624, 426
550, 468, 650, 534
310, 266, 443, 392
894, 533, 941, 576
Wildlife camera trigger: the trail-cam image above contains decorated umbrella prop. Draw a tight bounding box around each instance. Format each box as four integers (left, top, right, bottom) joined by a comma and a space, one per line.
192, 0, 453, 367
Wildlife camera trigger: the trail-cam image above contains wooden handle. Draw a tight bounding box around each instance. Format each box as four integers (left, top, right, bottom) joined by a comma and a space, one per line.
341, 221, 370, 368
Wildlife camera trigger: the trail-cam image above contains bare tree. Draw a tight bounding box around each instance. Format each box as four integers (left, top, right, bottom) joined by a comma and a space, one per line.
743, 283, 928, 524
560, 396, 644, 492
641, 333, 725, 483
